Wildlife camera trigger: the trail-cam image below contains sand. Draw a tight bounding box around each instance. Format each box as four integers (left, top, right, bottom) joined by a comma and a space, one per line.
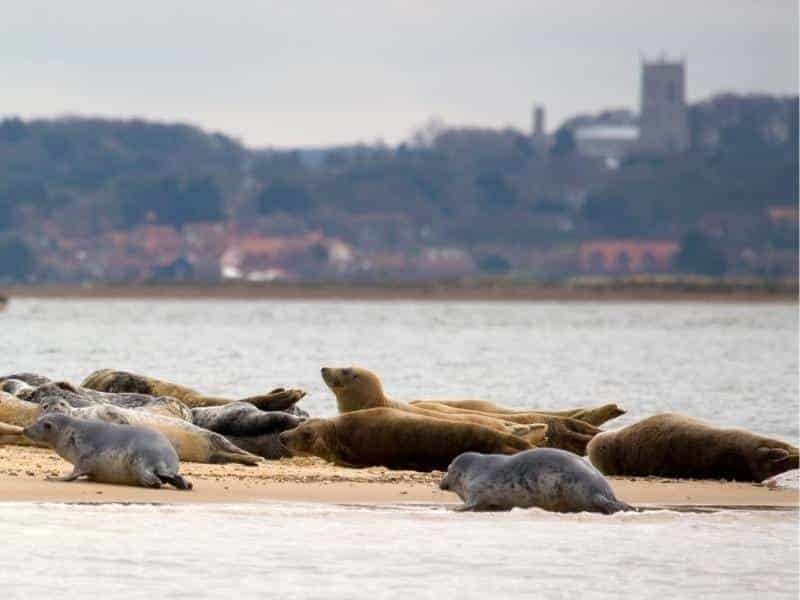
0, 445, 797, 508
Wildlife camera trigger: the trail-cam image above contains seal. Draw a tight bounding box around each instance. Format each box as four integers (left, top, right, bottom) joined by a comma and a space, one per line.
321, 367, 598, 454
81, 369, 307, 415
586, 413, 800, 482
409, 400, 625, 427
31, 383, 301, 459
0, 378, 36, 397
0, 421, 24, 445
39, 397, 261, 466
23, 413, 192, 489
278, 407, 547, 472
0, 372, 52, 387
25, 382, 193, 419
190, 402, 304, 459
439, 448, 633, 513
0, 391, 41, 427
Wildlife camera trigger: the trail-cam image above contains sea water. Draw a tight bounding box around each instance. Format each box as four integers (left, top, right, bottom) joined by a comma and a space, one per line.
0, 299, 797, 598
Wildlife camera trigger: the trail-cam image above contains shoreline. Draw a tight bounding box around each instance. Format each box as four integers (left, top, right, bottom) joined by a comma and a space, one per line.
1, 446, 797, 508
2, 281, 797, 303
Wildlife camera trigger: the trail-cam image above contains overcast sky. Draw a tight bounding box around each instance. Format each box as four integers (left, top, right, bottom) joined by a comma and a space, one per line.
2, 1, 797, 148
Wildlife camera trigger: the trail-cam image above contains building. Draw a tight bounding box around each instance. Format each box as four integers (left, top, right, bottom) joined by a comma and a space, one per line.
578, 240, 680, 274
638, 58, 690, 154
530, 104, 550, 154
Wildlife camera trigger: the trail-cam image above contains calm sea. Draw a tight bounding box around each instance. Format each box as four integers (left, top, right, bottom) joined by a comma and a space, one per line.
1, 298, 798, 598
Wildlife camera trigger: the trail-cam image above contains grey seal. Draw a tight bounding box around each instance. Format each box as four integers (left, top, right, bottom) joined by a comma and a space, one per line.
22, 413, 192, 489
23, 382, 193, 419
439, 448, 633, 513
39, 398, 261, 466
191, 402, 304, 459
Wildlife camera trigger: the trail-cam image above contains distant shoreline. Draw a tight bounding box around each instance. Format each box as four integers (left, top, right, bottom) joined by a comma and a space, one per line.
1, 280, 797, 302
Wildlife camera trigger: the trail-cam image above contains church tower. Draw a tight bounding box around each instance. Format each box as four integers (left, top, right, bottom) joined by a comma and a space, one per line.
638, 58, 690, 154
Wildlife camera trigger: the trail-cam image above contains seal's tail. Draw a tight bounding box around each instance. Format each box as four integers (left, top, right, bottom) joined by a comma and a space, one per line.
240, 388, 307, 412
593, 494, 636, 514
512, 423, 548, 446
157, 472, 193, 491
209, 432, 263, 466
572, 404, 626, 426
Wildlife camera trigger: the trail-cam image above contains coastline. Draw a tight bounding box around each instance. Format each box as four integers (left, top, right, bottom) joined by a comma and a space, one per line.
1, 446, 797, 508
2, 280, 797, 303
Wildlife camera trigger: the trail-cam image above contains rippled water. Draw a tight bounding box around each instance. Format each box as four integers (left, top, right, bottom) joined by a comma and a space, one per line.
1, 298, 798, 598
3, 299, 798, 437
0, 503, 798, 600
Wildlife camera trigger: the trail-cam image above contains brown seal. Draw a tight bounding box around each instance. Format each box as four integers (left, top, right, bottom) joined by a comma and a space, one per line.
321, 367, 598, 455
0, 391, 41, 427
0, 421, 24, 445
81, 369, 306, 413
410, 399, 625, 427
587, 413, 800, 482
278, 407, 546, 472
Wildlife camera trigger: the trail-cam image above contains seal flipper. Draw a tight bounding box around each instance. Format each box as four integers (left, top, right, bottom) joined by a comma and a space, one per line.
209, 432, 263, 466
47, 468, 89, 482
592, 493, 635, 514
137, 470, 163, 488
157, 472, 193, 490
513, 423, 548, 446
239, 388, 306, 412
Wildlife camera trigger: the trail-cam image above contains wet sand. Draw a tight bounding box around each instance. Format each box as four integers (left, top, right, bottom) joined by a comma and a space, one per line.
1, 445, 797, 507
3, 281, 797, 302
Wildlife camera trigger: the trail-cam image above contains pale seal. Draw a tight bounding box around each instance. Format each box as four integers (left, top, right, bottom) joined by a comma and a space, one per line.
23, 413, 192, 489
440, 448, 633, 513
39, 398, 261, 466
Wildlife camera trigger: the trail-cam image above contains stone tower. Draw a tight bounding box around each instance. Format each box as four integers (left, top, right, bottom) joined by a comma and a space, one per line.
638, 58, 690, 154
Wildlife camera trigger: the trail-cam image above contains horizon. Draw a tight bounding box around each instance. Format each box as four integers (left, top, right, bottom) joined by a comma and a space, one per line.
2, 1, 797, 147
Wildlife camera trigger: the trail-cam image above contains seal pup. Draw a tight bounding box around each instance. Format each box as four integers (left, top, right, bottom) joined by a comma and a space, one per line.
82, 369, 307, 414
587, 413, 800, 482
23, 413, 192, 489
40, 398, 261, 466
25, 382, 192, 419
0, 422, 24, 445
321, 367, 598, 454
279, 407, 547, 472
440, 448, 633, 513
410, 400, 625, 427
191, 402, 303, 459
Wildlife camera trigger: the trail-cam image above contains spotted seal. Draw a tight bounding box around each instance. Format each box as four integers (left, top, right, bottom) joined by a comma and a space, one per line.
25, 382, 192, 419
440, 448, 633, 513
190, 402, 303, 459
39, 398, 261, 466
23, 413, 192, 489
